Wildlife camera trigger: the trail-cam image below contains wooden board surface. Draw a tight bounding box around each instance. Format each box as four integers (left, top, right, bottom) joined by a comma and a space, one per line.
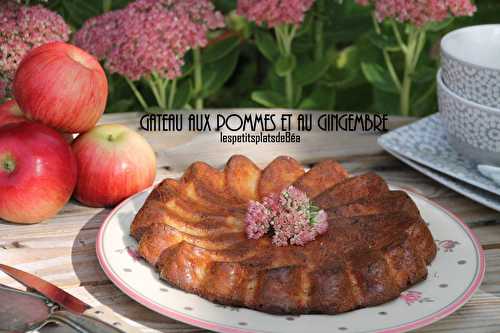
1, 110, 499, 333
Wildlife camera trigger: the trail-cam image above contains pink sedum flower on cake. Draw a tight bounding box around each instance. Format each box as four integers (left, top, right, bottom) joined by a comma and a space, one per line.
0, 2, 70, 98
245, 186, 328, 246
356, 0, 476, 26
75, 0, 224, 81
245, 201, 273, 239
237, 0, 315, 27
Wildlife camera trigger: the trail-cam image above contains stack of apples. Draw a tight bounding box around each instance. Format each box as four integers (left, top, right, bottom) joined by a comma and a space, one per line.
0, 42, 156, 224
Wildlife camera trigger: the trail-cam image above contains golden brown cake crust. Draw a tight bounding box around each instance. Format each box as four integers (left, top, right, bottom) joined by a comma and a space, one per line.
130, 155, 437, 314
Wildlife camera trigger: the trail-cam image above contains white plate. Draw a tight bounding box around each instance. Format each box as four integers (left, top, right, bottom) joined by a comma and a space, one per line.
96, 187, 485, 333
385, 148, 500, 212
378, 114, 500, 196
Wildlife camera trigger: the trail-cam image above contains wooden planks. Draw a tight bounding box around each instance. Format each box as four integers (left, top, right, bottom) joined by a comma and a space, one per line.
1, 110, 499, 333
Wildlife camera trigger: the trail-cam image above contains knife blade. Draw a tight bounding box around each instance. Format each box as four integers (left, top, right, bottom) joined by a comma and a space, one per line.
0, 264, 142, 333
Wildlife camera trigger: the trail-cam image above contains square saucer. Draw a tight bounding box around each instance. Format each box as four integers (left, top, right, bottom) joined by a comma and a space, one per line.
378, 114, 500, 196
384, 147, 500, 212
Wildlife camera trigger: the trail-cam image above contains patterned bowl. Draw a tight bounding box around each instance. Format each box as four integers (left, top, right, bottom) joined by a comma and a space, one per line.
441, 25, 500, 108
437, 69, 500, 165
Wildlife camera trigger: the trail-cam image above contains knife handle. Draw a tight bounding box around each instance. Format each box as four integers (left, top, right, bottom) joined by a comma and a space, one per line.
84, 306, 142, 333
48, 307, 142, 333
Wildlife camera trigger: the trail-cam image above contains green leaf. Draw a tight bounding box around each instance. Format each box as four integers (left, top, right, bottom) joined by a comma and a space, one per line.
296, 11, 314, 37
106, 98, 134, 113
409, 78, 438, 116
298, 85, 336, 110
255, 29, 279, 61
294, 84, 303, 107
373, 88, 401, 114
368, 32, 400, 51
145, 106, 166, 114
202, 36, 240, 64
361, 62, 399, 94
172, 80, 192, 109
269, 70, 285, 95
323, 46, 365, 90
295, 57, 331, 86
292, 36, 315, 53
213, 0, 237, 12
468, 0, 500, 25
329, 1, 372, 43
251, 91, 287, 108
226, 11, 252, 39
426, 18, 454, 32
180, 52, 194, 78
60, 0, 100, 27
274, 54, 297, 77
412, 66, 436, 84
201, 48, 240, 98
200, 69, 217, 94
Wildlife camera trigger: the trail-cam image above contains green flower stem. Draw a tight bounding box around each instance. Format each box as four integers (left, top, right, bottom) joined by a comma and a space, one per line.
125, 77, 148, 110
146, 78, 160, 106
274, 28, 286, 54
372, 15, 401, 92
413, 80, 436, 112
376, 16, 427, 116
193, 47, 204, 110
147, 76, 165, 109
275, 25, 297, 108
412, 30, 427, 69
168, 78, 177, 110
285, 70, 294, 108
102, 0, 112, 12
400, 27, 426, 116
158, 75, 169, 109
314, 0, 325, 61
400, 29, 416, 117
390, 21, 407, 53
155, 72, 168, 108
146, 72, 177, 111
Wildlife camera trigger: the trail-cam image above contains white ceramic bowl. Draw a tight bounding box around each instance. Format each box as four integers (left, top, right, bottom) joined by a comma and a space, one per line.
437, 69, 500, 165
441, 25, 500, 108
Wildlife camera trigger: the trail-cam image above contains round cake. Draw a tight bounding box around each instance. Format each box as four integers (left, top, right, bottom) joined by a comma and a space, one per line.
130, 155, 436, 314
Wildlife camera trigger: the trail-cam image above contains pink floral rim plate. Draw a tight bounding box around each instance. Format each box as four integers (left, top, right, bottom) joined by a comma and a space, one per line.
96, 186, 485, 333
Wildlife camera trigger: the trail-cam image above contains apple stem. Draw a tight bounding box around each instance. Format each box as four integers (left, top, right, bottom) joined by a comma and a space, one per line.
107, 134, 115, 142
1, 156, 16, 173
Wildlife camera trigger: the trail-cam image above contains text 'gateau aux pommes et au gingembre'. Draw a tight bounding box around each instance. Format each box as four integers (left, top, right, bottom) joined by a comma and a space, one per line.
139, 113, 388, 133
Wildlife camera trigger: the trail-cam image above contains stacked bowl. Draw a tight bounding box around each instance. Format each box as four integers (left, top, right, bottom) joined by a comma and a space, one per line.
438, 25, 500, 165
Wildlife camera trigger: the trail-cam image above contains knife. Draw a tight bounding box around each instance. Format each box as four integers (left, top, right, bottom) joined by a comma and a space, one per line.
0, 264, 142, 333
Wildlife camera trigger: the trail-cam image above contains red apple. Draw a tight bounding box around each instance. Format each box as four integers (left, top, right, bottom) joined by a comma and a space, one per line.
0, 100, 75, 142
0, 122, 77, 224
0, 100, 25, 128
72, 124, 156, 207
13, 42, 108, 133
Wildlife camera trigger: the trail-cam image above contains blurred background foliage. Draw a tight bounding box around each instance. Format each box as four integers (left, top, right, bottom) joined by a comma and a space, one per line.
31, 0, 500, 115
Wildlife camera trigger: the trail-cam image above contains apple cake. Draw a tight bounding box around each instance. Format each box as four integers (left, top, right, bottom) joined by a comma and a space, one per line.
130, 155, 436, 314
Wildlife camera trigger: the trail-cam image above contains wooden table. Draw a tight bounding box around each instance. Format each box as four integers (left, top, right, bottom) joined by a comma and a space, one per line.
1, 110, 499, 333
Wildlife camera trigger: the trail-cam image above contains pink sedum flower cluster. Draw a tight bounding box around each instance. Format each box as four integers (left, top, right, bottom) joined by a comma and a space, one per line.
245, 186, 328, 246
356, 0, 476, 26
74, 0, 224, 81
237, 0, 315, 27
0, 2, 70, 98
